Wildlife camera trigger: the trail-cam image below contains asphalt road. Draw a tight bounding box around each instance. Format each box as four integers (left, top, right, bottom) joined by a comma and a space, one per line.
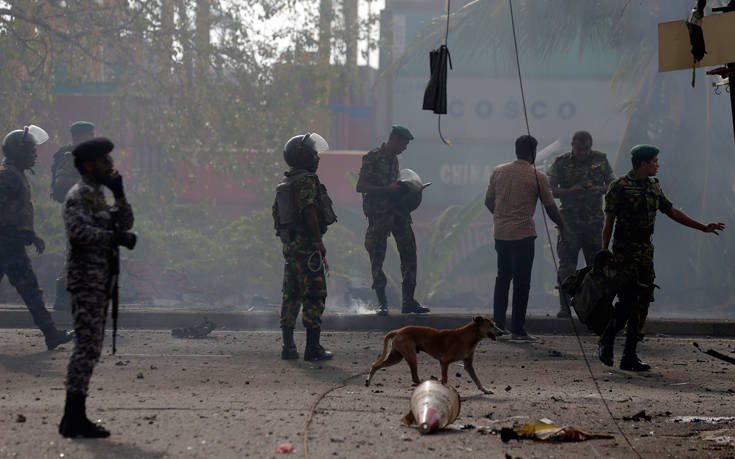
1, 329, 733, 458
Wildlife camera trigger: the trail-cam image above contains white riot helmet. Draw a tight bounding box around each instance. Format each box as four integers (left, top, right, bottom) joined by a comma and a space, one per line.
2, 125, 49, 159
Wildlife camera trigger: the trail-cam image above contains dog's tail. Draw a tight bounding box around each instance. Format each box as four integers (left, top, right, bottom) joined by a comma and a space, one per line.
373, 330, 398, 366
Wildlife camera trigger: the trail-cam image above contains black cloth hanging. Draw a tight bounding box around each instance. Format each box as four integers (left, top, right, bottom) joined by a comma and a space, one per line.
422, 45, 452, 115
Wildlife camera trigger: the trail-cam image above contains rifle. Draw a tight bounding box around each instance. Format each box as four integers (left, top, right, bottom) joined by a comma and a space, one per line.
110, 247, 120, 355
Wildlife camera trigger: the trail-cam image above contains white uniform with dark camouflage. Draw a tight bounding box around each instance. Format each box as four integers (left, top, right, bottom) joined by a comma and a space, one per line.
63, 177, 133, 395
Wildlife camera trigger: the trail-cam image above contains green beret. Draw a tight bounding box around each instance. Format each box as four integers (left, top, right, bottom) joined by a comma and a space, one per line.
72, 137, 114, 162
630, 144, 659, 161
391, 124, 414, 141
70, 121, 95, 135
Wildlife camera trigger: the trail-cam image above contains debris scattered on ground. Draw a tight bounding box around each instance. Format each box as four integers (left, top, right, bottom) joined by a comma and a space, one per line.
700, 428, 735, 447
115, 360, 129, 366
171, 317, 218, 339
500, 421, 614, 442
504, 385, 512, 392
671, 416, 735, 424
16, 414, 25, 423
623, 410, 652, 422
693, 342, 735, 365
273, 442, 294, 453
136, 372, 144, 379
402, 380, 460, 434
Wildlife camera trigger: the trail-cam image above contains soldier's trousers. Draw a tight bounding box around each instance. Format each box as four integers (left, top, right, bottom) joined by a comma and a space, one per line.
606, 240, 655, 341
0, 248, 55, 331
557, 224, 602, 309
364, 213, 416, 291
65, 290, 108, 396
280, 242, 327, 329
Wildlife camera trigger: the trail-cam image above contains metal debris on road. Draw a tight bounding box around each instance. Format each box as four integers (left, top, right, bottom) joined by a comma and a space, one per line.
500, 420, 614, 442
171, 317, 218, 339
402, 380, 461, 434
273, 442, 294, 453
623, 410, 652, 422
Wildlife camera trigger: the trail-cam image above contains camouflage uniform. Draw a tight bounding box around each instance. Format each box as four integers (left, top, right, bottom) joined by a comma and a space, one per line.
64, 177, 134, 395
0, 163, 57, 332
273, 171, 333, 329
359, 144, 416, 291
548, 151, 614, 310
604, 170, 672, 341
50, 145, 80, 310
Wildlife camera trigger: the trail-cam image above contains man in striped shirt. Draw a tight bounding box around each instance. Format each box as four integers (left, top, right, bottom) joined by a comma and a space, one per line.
485, 135, 565, 341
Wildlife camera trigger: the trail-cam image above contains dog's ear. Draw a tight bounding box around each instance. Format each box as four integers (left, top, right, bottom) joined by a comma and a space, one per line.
473, 315, 483, 325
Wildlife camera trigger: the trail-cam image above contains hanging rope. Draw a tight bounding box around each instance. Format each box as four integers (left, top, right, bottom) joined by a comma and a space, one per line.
507, 2, 642, 457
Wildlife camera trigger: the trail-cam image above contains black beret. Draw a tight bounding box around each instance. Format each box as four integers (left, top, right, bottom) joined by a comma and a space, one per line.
630, 144, 659, 161
72, 137, 114, 162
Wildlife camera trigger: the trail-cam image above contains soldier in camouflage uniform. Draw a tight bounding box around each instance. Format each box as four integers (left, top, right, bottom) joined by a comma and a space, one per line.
548, 131, 614, 318
50, 121, 95, 311
59, 138, 136, 438
0, 126, 72, 350
356, 125, 429, 316
599, 144, 724, 371
273, 132, 336, 361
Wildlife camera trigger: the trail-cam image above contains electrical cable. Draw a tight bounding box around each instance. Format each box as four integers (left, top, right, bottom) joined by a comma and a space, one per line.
308, 249, 329, 277
507, 1, 643, 457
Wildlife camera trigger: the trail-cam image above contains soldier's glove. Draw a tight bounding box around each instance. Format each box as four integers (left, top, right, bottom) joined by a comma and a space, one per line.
114, 231, 137, 250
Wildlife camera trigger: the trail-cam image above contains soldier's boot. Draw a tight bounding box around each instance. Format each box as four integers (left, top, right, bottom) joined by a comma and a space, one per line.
304, 327, 333, 362
597, 331, 615, 367
401, 283, 430, 314
619, 334, 651, 372
53, 277, 70, 311
375, 287, 388, 316
556, 292, 572, 318
41, 326, 73, 351
281, 327, 299, 360
21, 286, 72, 350
59, 392, 110, 438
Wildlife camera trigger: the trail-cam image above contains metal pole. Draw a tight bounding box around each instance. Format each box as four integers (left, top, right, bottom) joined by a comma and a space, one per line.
729, 63, 735, 143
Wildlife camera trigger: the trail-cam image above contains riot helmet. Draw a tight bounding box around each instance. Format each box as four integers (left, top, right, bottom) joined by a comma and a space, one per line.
283, 133, 329, 171
2, 125, 49, 161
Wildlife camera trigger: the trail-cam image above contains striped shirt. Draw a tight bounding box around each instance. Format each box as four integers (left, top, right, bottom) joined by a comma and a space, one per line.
485, 159, 555, 241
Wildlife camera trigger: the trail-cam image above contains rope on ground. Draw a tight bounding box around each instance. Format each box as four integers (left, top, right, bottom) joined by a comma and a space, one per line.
507, 1, 642, 457
303, 373, 363, 459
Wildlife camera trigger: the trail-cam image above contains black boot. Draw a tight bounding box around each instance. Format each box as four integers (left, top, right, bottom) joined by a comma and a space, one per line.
43, 327, 73, 351
598, 332, 615, 367
59, 392, 110, 438
401, 283, 429, 314
281, 327, 298, 360
375, 288, 388, 316
304, 328, 333, 361
620, 334, 651, 372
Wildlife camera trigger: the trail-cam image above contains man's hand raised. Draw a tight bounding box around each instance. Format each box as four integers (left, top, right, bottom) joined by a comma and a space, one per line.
703, 222, 726, 235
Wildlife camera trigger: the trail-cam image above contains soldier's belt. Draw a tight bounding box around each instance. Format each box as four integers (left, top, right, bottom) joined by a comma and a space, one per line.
614, 226, 654, 243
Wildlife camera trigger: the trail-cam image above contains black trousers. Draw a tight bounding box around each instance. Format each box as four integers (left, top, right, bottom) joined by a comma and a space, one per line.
492, 237, 535, 335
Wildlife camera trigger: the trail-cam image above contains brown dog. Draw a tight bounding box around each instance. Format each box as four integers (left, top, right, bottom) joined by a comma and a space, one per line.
365, 315, 501, 394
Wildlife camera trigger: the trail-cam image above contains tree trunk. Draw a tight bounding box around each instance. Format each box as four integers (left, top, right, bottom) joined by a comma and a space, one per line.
195, 0, 210, 84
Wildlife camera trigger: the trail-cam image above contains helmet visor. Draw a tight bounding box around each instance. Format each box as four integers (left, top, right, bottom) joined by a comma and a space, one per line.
305, 133, 329, 153
25, 125, 49, 146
